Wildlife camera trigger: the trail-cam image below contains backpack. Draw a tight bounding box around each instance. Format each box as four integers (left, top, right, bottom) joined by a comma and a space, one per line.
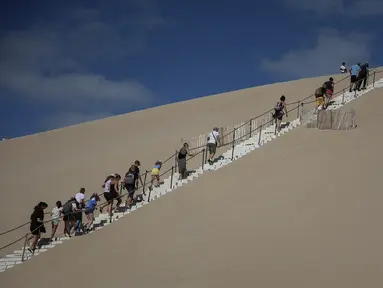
274, 101, 283, 112
324, 81, 333, 90
360, 65, 367, 75
124, 172, 135, 185
62, 200, 74, 215
315, 87, 324, 96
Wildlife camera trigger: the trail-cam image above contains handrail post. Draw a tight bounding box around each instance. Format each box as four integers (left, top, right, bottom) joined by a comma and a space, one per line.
202, 148, 205, 167
109, 200, 113, 223
258, 124, 263, 145
174, 151, 178, 173
170, 166, 174, 190
147, 170, 152, 202
342, 88, 345, 104
21, 233, 29, 261
296, 100, 300, 119
142, 171, 148, 195
249, 119, 252, 138
231, 128, 236, 161
373, 71, 376, 87
204, 145, 208, 164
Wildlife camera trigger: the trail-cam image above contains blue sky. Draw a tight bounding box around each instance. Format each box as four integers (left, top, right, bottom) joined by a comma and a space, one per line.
1, 0, 382, 138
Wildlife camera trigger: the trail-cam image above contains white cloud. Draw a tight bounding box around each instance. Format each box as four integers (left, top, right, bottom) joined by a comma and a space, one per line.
261, 28, 372, 79
0, 2, 166, 129
285, 0, 383, 16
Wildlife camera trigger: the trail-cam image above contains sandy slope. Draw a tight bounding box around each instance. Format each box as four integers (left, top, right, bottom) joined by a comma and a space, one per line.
0, 69, 382, 257
1, 84, 382, 287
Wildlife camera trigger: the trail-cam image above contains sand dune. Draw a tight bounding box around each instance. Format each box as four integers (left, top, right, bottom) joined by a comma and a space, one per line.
1, 79, 382, 287
0, 69, 381, 254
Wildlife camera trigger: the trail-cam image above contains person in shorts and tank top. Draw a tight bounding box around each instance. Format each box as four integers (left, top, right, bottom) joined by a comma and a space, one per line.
207, 127, 220, 165
84, 193, 100, 231
50, 201, 63, 242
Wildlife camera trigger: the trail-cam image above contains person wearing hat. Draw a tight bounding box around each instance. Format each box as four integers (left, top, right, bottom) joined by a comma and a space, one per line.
207, 127, 221, 165
150, 160, 162, 188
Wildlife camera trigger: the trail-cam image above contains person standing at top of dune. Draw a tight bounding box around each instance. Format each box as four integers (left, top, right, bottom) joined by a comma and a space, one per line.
349, 63, 361, 92
340, 62, 347, 73
207, 127, 220, 165
273, 95, 288, 134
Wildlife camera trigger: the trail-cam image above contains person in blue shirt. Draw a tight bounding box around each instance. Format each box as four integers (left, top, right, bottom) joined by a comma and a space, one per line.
84, 193, 100, 231
349, 63, 361, 92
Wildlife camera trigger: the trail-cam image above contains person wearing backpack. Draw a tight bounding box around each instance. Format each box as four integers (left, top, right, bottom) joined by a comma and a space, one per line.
62, 198, 78, 237
273, 95, 288, 134
207, 127, 220, 165
124, 165, 137, 208
323, 77, 334, 108
315, 86, 326, 111
177, 143, 194, 180
357, 61, 369, 91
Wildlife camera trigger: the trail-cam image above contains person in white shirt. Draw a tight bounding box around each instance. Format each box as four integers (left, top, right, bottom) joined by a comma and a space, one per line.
75, 188, 85, 205
207, 127, 220, 165
73, 188, 86, 233
50, 201, 63, 242
340, 62, 347, 73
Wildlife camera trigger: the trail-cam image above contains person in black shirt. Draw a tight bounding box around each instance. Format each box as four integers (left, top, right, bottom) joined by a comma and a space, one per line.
357, 61, 369, 91
177, 143, 194, 180
133, 160, 144, 188
29, 201, 48, 253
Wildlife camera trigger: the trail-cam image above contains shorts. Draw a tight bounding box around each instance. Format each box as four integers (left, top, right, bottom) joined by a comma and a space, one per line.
63, 214, 75, 222
126, 184, 135, 199
325, 89, 333, 98
207, 143, 217, 154
84, 208, 95, 215
351, 75, 357, 83
52, 219, 60, 226
30, 225, 41, 236
151, 168, 159, 176
275, 111, 284, 121
316, 96, 324, 106
104, 192, 112, 202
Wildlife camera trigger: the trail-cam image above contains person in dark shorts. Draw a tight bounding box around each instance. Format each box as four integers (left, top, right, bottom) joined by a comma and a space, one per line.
207, 127, 220, 165
357, 61, 369, 90
84, 193, 100, 231
133, 160, 144, 188
28, 201, 48, 253
349, 63, 361, 92
124, 165, 137, 208
273, 95, 288, 134
177, 143, 194, 179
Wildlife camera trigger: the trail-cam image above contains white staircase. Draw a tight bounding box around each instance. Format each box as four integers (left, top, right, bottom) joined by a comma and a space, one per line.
1, 78, 382, 273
